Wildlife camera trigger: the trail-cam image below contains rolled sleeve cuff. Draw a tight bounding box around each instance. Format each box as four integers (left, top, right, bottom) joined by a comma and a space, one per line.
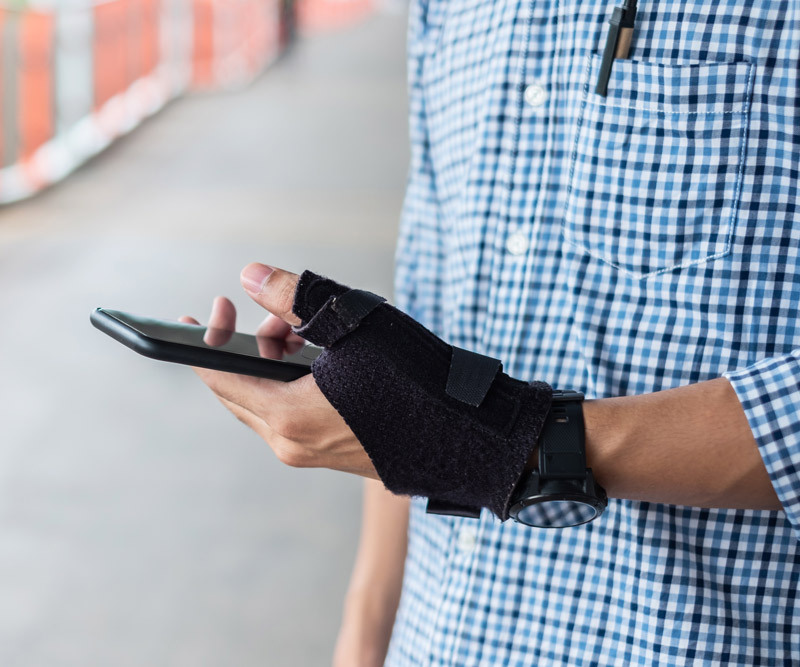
724, 350, 800, 537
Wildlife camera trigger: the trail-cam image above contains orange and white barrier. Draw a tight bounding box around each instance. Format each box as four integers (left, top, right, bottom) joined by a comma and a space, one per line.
0, 0, 370, 204
192, 0, 282, 90
0, 0, 193, 203
1, 7, 56, 200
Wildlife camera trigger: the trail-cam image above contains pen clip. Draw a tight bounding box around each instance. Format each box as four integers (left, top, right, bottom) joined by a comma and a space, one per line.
595, 0, 638, 97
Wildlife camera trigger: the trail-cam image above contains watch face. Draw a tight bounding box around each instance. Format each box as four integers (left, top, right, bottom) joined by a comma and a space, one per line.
514, 499, 600, 528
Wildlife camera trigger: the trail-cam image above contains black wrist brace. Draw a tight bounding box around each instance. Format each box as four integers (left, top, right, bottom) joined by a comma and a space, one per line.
291, 271, 553, 520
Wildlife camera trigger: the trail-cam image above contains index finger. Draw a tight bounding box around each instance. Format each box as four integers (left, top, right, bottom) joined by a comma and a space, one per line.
193, 366, 293, 420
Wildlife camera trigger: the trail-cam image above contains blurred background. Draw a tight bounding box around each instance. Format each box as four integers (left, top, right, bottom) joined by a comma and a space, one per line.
0, 1, 408, 664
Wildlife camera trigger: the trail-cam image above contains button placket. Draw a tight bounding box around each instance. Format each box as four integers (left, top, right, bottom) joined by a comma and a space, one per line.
506, 230, 530, 255
524, 81, 548, 107
456, 525, 479, 553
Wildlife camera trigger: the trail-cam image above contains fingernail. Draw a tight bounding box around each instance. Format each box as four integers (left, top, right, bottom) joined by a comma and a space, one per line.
241, 264, 274, 295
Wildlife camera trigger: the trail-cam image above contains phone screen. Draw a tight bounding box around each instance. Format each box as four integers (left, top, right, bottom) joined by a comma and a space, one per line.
101, 309, 322, 364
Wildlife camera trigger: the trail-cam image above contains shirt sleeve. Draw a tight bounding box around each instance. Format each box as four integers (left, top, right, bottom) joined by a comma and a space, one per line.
723, 349, 800, 537
393, 0, 445, 336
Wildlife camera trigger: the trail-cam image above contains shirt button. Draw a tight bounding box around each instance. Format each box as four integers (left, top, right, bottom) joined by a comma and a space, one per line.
506, 231, 529, 255
456, 526, 478, 553
524, 81, 548, 107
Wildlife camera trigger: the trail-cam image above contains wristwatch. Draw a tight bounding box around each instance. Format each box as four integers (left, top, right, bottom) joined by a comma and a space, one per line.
508, 390, 607, 528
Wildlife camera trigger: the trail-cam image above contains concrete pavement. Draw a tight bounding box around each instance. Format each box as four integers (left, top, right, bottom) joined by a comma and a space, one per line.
0, 12, 408, 666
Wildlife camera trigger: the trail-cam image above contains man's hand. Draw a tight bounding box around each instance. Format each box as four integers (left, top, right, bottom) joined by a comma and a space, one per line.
180, 263, 379, 479
183, 265, 553, 520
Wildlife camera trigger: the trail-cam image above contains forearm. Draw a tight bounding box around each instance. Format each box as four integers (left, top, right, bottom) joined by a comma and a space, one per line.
347, 478, 409, 593
583, 377, 781, 511
335, 479, 409, 666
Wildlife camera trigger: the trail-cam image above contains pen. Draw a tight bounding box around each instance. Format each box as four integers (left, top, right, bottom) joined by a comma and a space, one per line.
595, 0, 638, 97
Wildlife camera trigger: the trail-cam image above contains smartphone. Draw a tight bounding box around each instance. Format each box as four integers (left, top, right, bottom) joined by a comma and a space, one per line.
90, 308, 321, 381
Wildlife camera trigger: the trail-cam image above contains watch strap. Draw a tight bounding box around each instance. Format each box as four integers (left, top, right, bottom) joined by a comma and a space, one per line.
539, 390, 586, 480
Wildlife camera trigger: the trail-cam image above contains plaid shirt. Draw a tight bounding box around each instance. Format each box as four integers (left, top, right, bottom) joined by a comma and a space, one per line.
386, 1, 800, 665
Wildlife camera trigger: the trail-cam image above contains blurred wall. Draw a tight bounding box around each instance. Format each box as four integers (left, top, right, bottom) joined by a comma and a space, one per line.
0, 0, 373, 204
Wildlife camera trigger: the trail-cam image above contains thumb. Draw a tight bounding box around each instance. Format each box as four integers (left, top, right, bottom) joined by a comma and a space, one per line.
240, 263, 302, 326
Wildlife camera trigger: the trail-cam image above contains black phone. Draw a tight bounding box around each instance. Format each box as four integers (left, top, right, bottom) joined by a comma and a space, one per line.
90, 308, 321, 381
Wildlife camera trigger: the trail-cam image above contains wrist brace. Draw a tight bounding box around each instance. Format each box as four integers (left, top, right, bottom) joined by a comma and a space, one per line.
291, 271, 553, 520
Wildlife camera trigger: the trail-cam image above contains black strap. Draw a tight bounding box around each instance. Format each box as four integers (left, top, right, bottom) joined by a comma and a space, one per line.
294, 288, 386, 347
426, 498, 481, 519
445, 346, 501, 407
539, 393, 586, 480
331, 288, 386, 327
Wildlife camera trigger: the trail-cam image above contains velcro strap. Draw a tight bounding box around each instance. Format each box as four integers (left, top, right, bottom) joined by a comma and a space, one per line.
294, 288, 386, 347
330, 288, 386, 327
446, 346, 501, 407
425, 498, 481, 519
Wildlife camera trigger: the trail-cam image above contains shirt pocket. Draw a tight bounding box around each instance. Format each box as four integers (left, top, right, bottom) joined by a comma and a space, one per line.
563, 54, 754, 279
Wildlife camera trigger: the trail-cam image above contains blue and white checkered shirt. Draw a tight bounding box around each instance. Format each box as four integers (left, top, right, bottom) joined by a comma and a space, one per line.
385, 1, 800, 664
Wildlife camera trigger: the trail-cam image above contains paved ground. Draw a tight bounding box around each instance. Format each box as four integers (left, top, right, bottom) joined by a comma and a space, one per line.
0, 12, 408, 667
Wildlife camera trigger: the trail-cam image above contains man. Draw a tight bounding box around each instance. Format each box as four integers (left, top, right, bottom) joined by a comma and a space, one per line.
185, 1, 800, 665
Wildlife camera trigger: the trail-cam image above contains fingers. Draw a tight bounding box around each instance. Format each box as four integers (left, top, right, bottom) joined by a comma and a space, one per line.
240, 263, 302, 327
179, 316, 201, 325
216, 394, 269, 438
283, 338, 304, 354
215, 395, 308, 468
255, 314, 306, 358
256, 313, 293, 339
193, 365, 292, 419
208, 296, 237, 329
256, 335, 287, 359
204, 296, 236, 347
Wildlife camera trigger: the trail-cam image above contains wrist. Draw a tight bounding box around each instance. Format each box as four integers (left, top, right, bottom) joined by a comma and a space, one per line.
582, 395, 626, 491
523, 390, 621, 474
510, 391, 607, 527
